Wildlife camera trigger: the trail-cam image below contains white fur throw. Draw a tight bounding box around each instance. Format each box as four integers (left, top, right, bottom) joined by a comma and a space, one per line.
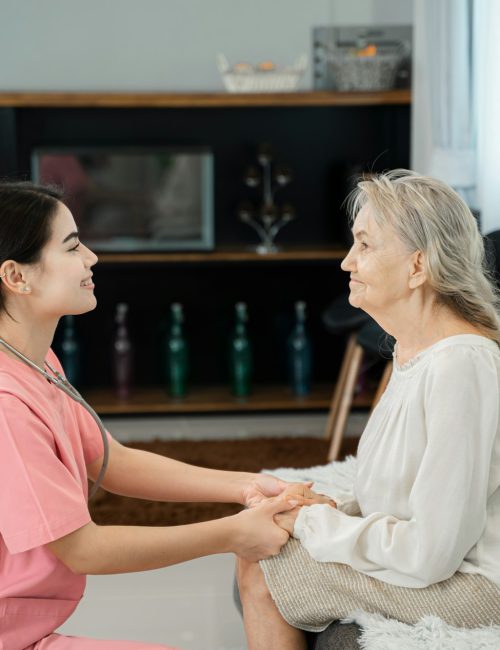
344, 610, 500, 649
263, 457, 500, 649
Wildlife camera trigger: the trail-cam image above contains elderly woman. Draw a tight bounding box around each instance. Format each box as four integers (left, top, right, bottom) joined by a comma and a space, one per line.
237, 169, 500, 649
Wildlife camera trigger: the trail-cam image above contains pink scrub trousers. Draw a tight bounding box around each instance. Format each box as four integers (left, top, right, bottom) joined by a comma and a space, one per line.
27, 636, 177, 649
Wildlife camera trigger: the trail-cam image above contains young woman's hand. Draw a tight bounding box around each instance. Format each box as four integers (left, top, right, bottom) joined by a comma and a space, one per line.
241, 473, 291, 507
240, 474, 336, 508
273, 507, 302, 536
229, 497, 297, 562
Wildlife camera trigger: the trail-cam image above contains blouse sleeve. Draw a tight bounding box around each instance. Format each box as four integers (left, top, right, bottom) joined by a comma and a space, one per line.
293, 346, 498, 587
0, 394, 91, 554
334, 491, 361, 516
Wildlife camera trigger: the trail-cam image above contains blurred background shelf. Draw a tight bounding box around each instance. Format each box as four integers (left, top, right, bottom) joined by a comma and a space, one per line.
0, 84, 410, 416
96, 245, 349, 264
83, 384, 375, 415
0, 89, 411, 108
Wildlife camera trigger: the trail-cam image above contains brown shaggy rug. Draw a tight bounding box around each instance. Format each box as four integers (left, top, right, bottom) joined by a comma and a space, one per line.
89, 437, 358, 526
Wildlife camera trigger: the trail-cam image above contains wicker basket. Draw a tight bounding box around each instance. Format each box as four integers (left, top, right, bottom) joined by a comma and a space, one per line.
217, 54, 307, 93
327, 52, 401, 92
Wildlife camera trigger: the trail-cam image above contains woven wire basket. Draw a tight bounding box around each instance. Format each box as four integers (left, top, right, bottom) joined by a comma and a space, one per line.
327, 52, 401, 92
217, 54, 307, 93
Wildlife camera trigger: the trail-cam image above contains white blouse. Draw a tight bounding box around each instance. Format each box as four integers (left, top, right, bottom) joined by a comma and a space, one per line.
294, 334, 500, 589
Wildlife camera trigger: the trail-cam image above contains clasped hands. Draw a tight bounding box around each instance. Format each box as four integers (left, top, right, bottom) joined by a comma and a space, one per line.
272, 481, 336, 535
242, 474, 336, 535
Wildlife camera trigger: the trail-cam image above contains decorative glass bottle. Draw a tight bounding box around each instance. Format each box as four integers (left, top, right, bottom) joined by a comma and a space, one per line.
166, 303, 188, 398
60, 315, 81, 386
112, 303, 133, 400
229, 302, 252, 397
287, 301, 312, 396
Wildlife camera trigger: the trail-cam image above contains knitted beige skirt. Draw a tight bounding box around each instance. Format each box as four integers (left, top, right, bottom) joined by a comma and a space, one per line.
260, 539, 500, 633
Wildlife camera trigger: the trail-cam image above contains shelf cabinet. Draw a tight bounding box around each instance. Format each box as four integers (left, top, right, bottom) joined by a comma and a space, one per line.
0, 91, 410, 416
77, 250, 348, 413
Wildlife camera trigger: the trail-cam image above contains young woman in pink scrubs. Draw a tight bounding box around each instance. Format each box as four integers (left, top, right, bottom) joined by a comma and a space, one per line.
0, 183, 325, 650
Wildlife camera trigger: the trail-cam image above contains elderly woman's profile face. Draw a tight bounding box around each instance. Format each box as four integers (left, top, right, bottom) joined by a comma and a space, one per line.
341, 203, 415, 316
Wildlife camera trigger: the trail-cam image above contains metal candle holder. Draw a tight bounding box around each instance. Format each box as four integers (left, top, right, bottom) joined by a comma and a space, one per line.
238, 143, 296, 254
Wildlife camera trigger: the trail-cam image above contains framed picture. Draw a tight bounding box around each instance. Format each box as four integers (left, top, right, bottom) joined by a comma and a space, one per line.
32, 146, 214, 251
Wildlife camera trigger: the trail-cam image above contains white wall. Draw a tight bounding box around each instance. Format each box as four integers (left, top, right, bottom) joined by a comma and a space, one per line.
410, 0, 432, 176
0, 0, 412, 92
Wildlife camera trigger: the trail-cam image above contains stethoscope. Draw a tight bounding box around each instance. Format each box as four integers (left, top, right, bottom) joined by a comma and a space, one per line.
0, 336, 109, 500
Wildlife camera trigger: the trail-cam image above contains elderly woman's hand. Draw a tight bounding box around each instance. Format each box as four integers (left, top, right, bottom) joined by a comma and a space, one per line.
273, 484, 336, 535
280, 482, 337, 508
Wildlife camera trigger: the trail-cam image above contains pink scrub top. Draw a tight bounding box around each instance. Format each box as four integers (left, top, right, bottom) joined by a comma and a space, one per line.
0, 349, 108, 649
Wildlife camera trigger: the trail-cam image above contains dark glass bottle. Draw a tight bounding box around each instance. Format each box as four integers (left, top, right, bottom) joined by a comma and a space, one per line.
60, 315, 81, 386
287, 301, 312, 396
112, 303, 133, 400
166, 303, 188, 398
229, 302, 252, 397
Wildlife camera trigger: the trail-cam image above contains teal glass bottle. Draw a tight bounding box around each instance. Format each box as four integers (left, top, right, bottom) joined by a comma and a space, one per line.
60, 315, 81, 386
287, 301, 312, 396
229, 302, 252, 397
112, 303, 133, 400
166, 303, 188, 398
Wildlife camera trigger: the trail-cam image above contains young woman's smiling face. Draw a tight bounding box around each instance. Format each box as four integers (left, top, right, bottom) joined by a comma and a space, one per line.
28, 201, 98, 319
341, 204, 415, 317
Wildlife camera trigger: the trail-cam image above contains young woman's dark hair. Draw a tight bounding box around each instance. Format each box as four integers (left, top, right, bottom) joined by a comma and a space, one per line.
0, 181, 63, 316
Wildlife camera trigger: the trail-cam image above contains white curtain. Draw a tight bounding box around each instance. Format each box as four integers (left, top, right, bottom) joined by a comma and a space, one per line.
474, 0, 500, 234
412, 0, 500, 233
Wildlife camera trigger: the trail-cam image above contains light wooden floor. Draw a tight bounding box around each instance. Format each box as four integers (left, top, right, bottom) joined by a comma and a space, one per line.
58, 554, 245, 650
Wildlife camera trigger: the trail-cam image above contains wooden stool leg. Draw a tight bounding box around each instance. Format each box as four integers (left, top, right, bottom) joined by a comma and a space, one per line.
327, 343, 364, 461
324, 333, 358, 441
371, 361, 393, 411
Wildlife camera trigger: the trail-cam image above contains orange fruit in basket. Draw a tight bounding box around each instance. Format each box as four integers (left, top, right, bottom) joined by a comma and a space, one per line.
257, 61, 276, 72
356, 44, 377, 57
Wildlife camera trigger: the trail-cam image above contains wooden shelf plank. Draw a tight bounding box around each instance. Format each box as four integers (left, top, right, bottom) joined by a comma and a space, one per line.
83, 385, 333, 415
0, 90, 411, 109
82, 384, 373, 415
96, 245, 349, 264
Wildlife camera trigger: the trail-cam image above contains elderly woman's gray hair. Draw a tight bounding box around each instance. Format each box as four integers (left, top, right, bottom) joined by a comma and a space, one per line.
347, 169, 500, 344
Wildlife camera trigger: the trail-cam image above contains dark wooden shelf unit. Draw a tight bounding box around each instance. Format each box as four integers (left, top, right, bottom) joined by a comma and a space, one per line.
0, 88, 410, 415
82, 384, 374, 416
96, 245, 349, 264
0, 90, 411, 109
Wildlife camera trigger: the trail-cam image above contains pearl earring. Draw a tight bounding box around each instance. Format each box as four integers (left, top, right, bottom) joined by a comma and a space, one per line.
22, 286, 30, 293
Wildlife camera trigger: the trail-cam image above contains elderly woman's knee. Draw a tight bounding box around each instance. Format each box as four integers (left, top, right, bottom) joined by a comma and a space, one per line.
236, 558, 272, 604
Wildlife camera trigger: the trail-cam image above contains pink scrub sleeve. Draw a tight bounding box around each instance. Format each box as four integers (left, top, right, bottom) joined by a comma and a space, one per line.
0, 394, 91, 554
